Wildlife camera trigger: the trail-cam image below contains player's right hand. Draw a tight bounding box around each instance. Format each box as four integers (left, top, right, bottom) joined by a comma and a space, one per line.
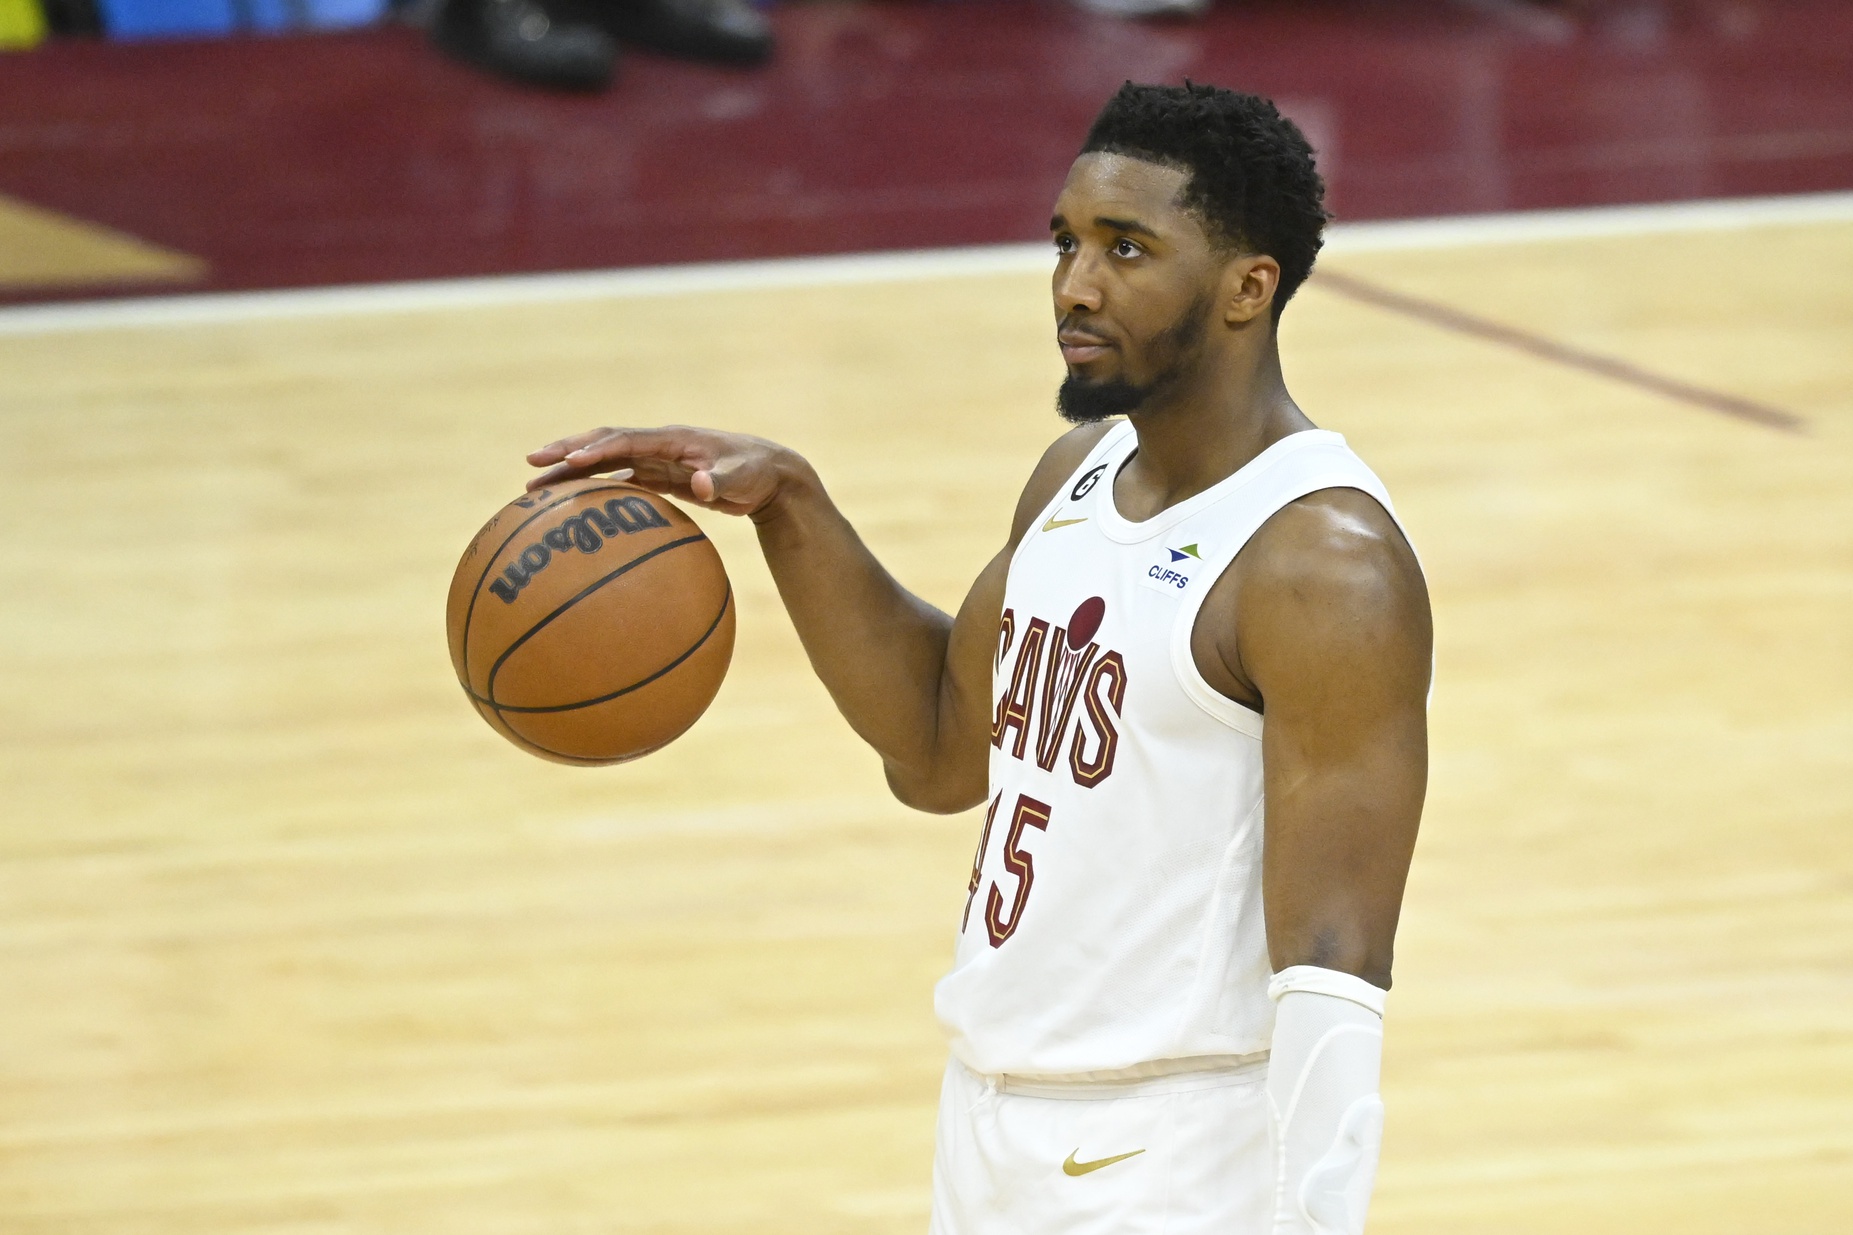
525, 425, 806, 522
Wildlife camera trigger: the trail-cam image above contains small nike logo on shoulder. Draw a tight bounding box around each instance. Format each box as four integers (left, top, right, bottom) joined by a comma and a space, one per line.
1042, 516, 1088, 532
1062, 1148, 1145, 1176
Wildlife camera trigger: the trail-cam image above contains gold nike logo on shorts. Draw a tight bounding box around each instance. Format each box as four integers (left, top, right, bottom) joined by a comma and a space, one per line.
1062, 1147, 1145, 1176
1042, 516, 1087, 532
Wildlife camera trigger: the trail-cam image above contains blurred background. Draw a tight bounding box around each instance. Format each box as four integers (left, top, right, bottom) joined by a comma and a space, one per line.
2, 4, 1850, 1235
5, 0, 1851, 301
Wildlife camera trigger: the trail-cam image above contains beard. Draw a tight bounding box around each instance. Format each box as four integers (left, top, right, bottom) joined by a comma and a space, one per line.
1056, 373, 1149, 424
1055, 291, 1212, 425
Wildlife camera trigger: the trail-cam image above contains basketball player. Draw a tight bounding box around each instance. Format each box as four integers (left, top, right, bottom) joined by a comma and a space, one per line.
527, 82, 1430, 1235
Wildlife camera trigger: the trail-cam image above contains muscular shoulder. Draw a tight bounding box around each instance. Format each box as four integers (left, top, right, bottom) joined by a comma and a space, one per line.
1199, 488, 1430, 709
1005, 421, 1116, 547
1245, 489, 1430, 697
1244, 489, 1422, 605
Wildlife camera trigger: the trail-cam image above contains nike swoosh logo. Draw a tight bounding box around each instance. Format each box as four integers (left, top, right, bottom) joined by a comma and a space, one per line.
1062, 1148, 1145, 1177
1042, 516, 1088, 532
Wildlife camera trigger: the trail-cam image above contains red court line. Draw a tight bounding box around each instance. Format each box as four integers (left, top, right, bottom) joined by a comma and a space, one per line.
1313, 270, 1806, 434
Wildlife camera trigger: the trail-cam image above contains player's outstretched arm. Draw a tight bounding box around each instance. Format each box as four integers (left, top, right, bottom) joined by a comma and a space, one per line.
525, 424, 1104, 813
882, 423, 1110, 810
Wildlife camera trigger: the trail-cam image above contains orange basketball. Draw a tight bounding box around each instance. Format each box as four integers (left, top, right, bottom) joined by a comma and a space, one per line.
446, 478, 735, 765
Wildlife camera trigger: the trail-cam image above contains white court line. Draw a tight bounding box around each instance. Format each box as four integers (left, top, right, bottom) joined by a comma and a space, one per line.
4, 190, 1851, 337
1319, 189, 1853, 254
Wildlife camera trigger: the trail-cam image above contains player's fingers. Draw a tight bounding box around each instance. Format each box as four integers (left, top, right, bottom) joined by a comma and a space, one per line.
524, 460, 640, 491
525, 429, 693, 491
701, 452, 779, 511
528, 427, 755, 505
624, 456, 698, 491
607, 472, 692, 502
563, 426, 710, 471
528, 426, 683, 473
526, 427, 616, 466
525, 461, 586, 489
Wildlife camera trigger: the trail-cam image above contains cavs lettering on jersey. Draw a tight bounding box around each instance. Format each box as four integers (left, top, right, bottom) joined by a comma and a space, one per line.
933, 421, 1410, 1080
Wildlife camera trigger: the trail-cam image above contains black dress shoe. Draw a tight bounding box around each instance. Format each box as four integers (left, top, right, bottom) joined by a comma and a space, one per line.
594, 0, 772, 66
432, 0, 618, 91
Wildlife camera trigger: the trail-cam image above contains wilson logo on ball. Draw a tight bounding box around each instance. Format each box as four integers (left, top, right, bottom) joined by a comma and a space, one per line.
489, 496, 671, 604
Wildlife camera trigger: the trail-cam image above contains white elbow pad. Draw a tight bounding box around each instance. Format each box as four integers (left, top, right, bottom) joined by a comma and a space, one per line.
1265, 966, 1387, 1235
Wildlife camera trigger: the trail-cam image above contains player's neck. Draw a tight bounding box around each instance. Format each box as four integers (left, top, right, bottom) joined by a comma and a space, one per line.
1117, 342, 1312, 520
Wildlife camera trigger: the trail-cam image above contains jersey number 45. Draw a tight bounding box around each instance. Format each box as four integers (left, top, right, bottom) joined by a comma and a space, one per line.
962, 792, 1053, 948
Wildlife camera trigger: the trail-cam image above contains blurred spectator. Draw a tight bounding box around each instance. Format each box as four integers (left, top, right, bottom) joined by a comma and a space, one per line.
1071, 0, 1207, 17
429, 0, 771, 90
37, 0, 383, 38
0, 0, 49, 47
33, 0, 100, 33
12, 0, 769, 96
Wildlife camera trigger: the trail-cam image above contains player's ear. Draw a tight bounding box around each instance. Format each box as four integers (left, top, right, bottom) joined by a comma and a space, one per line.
1221, 253, 1281, 327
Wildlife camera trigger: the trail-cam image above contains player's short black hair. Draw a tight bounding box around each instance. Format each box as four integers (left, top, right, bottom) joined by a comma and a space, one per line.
1080, 81, 1329, 317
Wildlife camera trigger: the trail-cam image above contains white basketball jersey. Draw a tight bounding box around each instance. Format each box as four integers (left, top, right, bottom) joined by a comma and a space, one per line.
933, 421, 1408, 1080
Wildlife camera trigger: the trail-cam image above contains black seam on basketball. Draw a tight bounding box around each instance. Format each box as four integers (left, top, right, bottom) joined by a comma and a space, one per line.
468, 693, 614, 765
482, 532, 710, 708
457, 483, 653, 690
475, 582, 732, 714
499, 727, 615, 766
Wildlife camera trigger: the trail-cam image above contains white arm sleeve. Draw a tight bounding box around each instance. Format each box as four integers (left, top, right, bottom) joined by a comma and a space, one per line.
1265, 965, 1387, 1235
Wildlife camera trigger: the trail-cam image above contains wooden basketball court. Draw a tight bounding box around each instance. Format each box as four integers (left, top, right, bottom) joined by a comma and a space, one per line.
1, 208, 1848, 1234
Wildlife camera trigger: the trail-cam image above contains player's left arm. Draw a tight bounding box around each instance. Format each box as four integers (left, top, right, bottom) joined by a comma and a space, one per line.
1217, 487, 1431, 1235
1238, 488, 1430, 986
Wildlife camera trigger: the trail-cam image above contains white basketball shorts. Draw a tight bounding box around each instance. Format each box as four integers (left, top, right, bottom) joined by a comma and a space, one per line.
928, 1056, 1272, 1235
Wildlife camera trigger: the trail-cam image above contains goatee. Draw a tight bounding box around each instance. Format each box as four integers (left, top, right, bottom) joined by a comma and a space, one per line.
1054, 292, 1210, 425
1057, 375, 1150, 424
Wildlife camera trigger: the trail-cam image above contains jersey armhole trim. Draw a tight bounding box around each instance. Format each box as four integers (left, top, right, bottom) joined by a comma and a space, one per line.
1170, 474, 1404, 740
